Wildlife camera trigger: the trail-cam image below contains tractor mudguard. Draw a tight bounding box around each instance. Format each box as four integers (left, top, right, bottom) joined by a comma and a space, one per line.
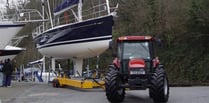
108, 65, 118, 71
153, 57, 160, 68
113, 57, 120, 69
158, 64, 164, 69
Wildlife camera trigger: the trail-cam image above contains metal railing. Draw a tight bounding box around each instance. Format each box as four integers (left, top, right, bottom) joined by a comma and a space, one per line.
15, 9, 48, 23
0, 10, 19, 21
0, 9, 48, 23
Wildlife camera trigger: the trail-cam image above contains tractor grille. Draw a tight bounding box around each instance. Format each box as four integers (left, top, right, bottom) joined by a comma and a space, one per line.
121, 59, 152, 74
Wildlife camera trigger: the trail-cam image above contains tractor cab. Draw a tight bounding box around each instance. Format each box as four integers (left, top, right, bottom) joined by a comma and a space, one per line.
116, 36, 156, 75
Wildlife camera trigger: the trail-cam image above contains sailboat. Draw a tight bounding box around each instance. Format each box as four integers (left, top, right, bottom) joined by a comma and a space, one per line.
0, 13, 25, 49
32, 0, 118, 76
0, 1, 45, 61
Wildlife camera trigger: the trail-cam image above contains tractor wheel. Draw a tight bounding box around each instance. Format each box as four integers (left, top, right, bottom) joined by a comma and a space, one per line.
148, 89, 153, 98
105, 69, 125, 103
52, 79, 60, 88
149, 69, 169, 103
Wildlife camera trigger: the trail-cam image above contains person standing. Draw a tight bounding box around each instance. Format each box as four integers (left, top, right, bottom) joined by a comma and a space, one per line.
0, 61, 4, 87
2, 59, 13, 87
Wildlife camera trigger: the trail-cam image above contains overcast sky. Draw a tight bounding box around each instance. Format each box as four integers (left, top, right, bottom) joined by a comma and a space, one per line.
0, 0, 7, 8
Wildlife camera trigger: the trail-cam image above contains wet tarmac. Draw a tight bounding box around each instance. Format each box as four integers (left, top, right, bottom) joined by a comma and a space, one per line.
1, 82, 209, 103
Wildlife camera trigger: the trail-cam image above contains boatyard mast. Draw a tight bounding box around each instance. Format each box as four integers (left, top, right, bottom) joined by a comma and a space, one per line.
78, 0, 83, 22
46, 0, 54, 28
106, 0, 110, 15
42, 0, 45, 31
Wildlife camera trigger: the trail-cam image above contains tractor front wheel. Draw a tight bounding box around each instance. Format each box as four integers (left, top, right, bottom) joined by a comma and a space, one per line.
105, 69, 125, 103
149, 69, 169, 103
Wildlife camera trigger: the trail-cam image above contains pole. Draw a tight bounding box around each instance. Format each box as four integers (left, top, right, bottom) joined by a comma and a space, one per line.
42, 0, 45, 31
49, 58, 55, 82
19, 65, 22, 82
105, 0, 110, 15
87, 59, 90, 77
48, 62, 51, 83
46, 0, 54, 28
96, 56, 99, 77
73, 58, 83, 77
78, 0, 83, 22
42, 56, 45, 82
99, 0, 101, 16
43, 56, 46, 72
51, 58, 55, 71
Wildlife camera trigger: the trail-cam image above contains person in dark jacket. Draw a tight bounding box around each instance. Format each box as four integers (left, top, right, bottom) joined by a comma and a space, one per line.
2, 59, 13, 87
0, 60, 4, 87
2, 60, 6, 86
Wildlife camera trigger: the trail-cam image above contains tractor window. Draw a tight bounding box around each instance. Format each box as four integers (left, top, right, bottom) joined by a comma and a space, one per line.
117, 43, 122, 59
122, 42, 150, 60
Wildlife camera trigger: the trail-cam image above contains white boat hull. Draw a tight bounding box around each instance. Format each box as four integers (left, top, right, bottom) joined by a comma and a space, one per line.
0, 45, 25, 61
38, 40, 111, 59
0, 21, 24, 49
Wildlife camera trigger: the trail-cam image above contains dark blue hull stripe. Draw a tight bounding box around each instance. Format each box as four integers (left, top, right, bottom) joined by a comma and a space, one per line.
35, 15, 113, 48
38, 36, 112, 49
0, 50, 23, 56
0, 24, 25, 28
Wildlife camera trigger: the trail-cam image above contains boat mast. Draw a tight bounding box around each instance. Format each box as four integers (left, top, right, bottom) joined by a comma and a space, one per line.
106, 0, 110, 15
78, 0, 82, 22
99, 0, 101, 16
42, 0, 45, 31
6, 0, 9, 7
46, 0, 54, 28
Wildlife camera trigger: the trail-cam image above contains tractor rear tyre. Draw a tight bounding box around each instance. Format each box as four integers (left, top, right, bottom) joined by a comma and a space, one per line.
105, 69, 125, 103
149, 69, 169, 103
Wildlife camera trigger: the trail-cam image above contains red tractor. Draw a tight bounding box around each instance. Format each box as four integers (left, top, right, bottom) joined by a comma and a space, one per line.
105, 36, 169, 103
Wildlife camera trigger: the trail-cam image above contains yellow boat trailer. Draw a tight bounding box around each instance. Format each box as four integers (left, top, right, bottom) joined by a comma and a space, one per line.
52, 75, 105, 89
